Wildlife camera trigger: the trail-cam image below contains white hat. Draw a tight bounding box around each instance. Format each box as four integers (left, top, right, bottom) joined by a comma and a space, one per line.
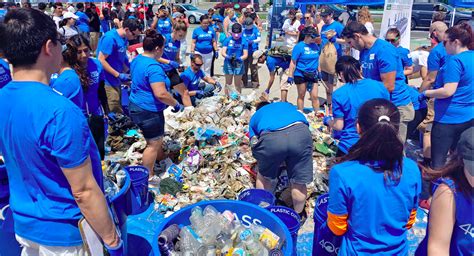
129, 7, 135, 12
67, 6, 75, 13
252, 50, 265, 64
63, 11, 79, 20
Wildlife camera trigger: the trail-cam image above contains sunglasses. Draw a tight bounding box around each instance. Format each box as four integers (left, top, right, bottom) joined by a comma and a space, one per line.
305, 16, 311, 19
385, 38, 399, 43
193, 62, 203, 67
310, 33, 319, 39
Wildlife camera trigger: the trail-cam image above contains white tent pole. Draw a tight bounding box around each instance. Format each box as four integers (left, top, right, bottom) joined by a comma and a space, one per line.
451, 7, 456, 27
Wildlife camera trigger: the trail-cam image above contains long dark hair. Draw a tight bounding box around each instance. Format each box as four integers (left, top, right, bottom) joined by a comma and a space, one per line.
335, 56, 362, 84
338, 99, 404, 183
63, 34, 90, 91
142, 29, 165, 51
421, 154, 473, 201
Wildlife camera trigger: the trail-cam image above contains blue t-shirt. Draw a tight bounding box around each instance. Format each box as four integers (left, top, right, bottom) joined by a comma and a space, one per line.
320, 21, 344, 57
408, 86, 427, 111
192, 26, 216, 54
212, 14, 224, 22
75, 11, 90, 33
242, 26, 260, 52
360, 39, 411, 107
434, 50, 474, 124
223, 36, 248, 60
397, 46, 413, 68
129, 54, 171, 112
160, 33, 181, 71
84, 58, 105, 116
50, 69, 84, 110
332, 79, 390, 153
97, 29, 129, 87
157, 17, 172, 36
249, 102, 309, 137
328, 158, 421, 256
427, 43, 447, 72
180, 67, 205, 91
291, 41, 319, 77
266, 56, 290, 72
0, 58, 12, 89
100, 18, 110, 33
0, 81, 102, 246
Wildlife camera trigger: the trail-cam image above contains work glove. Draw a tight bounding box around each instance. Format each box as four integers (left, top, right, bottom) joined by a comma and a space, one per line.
214, 81, 222, 92
214, 51, 219, 59
418, 91, 428, 102
171, 102, 184, 113
203, 91, 214, 98
323, 116, 333, 127
287, 77, 294, 85
169, 61, 180, 69
118, 73, 131, 82
264, 88, 270, 94
195, 90, 205, 99
104, 239, 124, 256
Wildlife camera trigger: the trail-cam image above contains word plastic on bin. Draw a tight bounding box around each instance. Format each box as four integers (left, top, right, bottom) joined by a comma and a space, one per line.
127, 166, 148, 174
234, 213, 262, 228
269, 207, 300, 220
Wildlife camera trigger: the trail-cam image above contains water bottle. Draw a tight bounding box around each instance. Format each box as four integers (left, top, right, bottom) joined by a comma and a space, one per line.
239, 229, 265, 255
179, 226, 202, 255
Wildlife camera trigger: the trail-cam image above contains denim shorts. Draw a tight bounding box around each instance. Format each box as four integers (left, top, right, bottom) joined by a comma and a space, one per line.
223, 59, 244, 75
129, 102, 165, 140
252, 123, 313, 184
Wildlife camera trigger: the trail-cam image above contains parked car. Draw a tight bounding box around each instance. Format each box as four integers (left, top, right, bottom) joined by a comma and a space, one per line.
174, 4, 207, 24
411, 2, 471, 30
214, 1, 260, 12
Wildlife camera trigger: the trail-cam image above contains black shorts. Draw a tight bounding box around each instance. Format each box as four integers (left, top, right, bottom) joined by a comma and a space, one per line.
294, 76, 306, 85
165, 69, 183, 87
129, 102, 165, 140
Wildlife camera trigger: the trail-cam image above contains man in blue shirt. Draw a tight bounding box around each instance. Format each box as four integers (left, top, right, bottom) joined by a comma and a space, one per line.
419, 22, 448, 93
98, 18, 141, 114
151, 5, 172, 37
250, 101, 313, 219
342, 22, 415, 143
180, 54, 221, 106
75, 3, 90, 34
0, 8, 122, 255
259, 52, 291, 101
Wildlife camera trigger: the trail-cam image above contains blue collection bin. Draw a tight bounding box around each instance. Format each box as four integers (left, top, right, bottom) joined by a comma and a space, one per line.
267, 206, 301, 256
0, 164, 22, 256
313, 193, 342, 256
124, 166, 150, 215
152, 200, 294, 256
237, 188, 276, 208
110, 169, 132, 255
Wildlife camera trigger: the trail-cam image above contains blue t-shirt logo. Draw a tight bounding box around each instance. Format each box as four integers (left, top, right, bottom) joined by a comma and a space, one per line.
304, 47, 318, 55
89, 71, 100, 85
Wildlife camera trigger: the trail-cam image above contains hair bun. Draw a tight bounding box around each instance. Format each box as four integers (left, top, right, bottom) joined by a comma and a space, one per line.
144, 29, 157, 37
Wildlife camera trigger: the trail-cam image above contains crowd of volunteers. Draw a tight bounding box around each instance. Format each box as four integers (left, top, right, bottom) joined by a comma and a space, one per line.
0, 2, 472, 255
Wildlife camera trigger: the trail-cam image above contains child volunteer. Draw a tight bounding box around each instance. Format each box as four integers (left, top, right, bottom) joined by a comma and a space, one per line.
324, 56, 389, 156
324, 98, 421, 255
128, 30, 184, 185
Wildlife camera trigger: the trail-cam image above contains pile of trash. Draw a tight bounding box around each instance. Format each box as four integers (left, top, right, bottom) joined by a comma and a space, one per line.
104, 94, 336, 216
157, 205, 284, 255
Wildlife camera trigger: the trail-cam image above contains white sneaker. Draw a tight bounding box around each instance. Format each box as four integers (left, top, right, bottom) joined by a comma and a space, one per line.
148, 176, 160, 188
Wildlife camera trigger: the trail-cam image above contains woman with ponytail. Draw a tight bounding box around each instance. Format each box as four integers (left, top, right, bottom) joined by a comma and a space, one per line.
420, 22, 474, 169
321, 99, 422, 255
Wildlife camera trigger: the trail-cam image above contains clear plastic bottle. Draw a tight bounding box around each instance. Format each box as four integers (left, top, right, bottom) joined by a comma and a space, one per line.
179, 226, 202, 255
239, 229, 265, 255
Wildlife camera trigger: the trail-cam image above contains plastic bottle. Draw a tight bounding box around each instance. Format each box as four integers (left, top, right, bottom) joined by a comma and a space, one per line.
179, 226, 202, 255
239, 229, 265, 255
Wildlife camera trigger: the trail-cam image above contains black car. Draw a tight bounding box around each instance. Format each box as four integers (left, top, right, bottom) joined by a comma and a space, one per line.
411, 2, 471, 30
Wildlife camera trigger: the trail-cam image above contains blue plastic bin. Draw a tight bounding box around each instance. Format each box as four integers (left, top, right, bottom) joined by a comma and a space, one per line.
312, 193, 341, 256
267, 206, 301, 256
124, 166, 150, 215
0, 164, 22, 255
151, 200, 294, 256
110, 169, 132, 255
237, 188, 276, 208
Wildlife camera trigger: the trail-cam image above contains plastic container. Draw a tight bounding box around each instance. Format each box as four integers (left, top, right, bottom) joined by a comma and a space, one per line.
267, 206, 300, 256
237, 188, 276, 208
0, 164, 22, 256
124, 166, 150, 215
152, 200, 294, 256
312, 193, 341, 256
110, 169, 132, 255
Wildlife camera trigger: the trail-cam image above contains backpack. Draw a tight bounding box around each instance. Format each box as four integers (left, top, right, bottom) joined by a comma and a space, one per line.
319, 42, 337, 74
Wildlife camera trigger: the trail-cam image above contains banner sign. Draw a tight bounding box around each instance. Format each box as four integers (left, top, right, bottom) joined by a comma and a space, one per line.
379, 0, 414, 49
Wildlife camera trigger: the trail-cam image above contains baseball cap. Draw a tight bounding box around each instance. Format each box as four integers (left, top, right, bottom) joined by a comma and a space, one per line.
231, 23, 242, 33
320, 8, 333, 16
234, 4, 240, 10
63, 11, 79, 20
429, 21, 448, 35
158, 5, 167, 11
67, 6, 75, 13
252, 50, 265, 64
172, 12, 183, 19
458, 127, 474, 171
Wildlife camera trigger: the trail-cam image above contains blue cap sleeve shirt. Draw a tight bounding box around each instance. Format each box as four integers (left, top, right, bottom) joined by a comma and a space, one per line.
291, 42, 320, 78
0, 81, 103, 246
320, 21, 344, 57
129, 54, 171, 112
359, 38, 411, 107
242, 26, 260, 53
157, 17, 172, 36
328, 157, 421, 256
160, 33, 181, 71
397, 46, 413, 68
97, 29, 129, 87
266, 56, 290, 72
249, 102, 309, 138
192, 26, 216, 54
0, 58, 12, 89
180, 67, 205, 91
433, 50, 474, 124
223, 36, 248, 61
84, 58, 105, 116
408, 86, 427, 111
427, 43, 447, 72
332, 78, 390, 154
75, 11, 90, 33
50, 69, 85, 110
